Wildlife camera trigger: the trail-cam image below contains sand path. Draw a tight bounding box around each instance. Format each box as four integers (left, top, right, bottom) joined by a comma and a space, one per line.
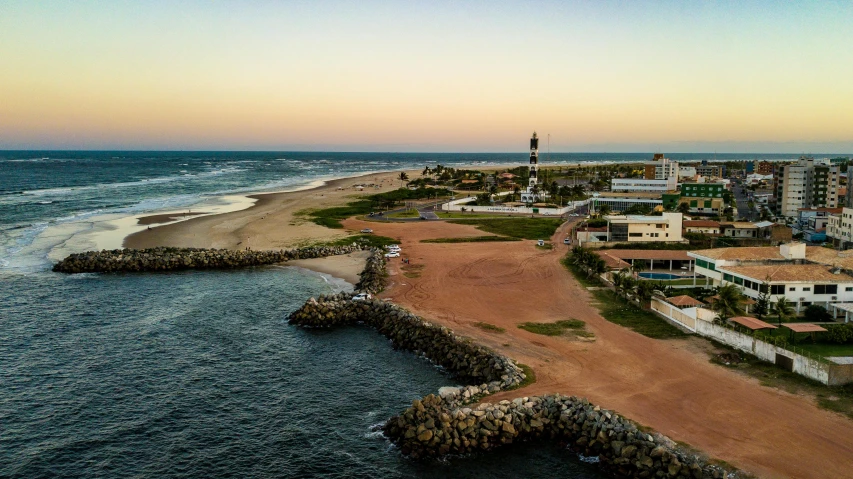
342, 216, 853, 479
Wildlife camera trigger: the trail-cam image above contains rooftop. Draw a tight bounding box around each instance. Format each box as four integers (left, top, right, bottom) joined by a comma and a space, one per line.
730, 316, 777, 331
666, 295, 704, 307
598, 249, 691, 261
720, 264, 853, 283
783, 323, 828, 334
606, 215, 670, 223
684, 220, 720, 228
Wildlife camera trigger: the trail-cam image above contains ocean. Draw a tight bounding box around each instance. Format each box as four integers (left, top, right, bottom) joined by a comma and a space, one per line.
0, 150, 797, 478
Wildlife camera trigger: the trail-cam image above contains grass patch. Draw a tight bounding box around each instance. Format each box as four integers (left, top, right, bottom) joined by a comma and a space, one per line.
385, 209, 421, 219
518, 319, 587, 336
436, 212, 513, 219
300, 199, 375, 229
401, 264, 424, 279
560, 257, 602, 288
535, 242, 554, 250
707, 340, 853, 420
590, 289, 687, 339
421, 236, 522, 243
562, 253, 686, 339
322, 234, 398, 249
448, 218, 563, 240
473, 322, 506, 333
510, 363, 537, 390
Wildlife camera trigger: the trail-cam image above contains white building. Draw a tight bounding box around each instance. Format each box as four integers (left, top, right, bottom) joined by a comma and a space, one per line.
827, 208, 853, 249
604, 212, 684, 242
689, 242, 853, 313
678, 166, 697, 179
610, 178, 677, 193
774, 157, 840, 218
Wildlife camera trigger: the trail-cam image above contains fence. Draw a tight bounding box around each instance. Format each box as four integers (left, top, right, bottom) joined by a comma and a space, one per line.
650, 298, 853, 385
440, 197, 589, 216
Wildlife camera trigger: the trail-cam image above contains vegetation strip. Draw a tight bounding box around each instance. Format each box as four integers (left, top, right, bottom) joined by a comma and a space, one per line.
518, 320, 587, 336
447, 218, 562, 240
301, 187, 452, 228
421, 236, 522, 243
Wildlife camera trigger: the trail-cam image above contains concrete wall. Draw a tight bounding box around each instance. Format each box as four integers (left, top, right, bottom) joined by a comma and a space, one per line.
651, 301, 853, 385
440, 197, 588, 216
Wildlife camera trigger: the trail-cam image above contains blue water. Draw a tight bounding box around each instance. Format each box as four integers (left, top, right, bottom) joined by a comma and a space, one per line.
0, 150, 808, 272
0, 151, 617, 477
639, 272, 693, 280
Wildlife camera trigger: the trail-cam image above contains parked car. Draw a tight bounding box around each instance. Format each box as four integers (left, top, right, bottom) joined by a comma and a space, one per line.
563, 238, 571, 245
352, 293, 372, 301
537, 239, 545, 246
360, 228, 373, 234
384, 252, 400, 258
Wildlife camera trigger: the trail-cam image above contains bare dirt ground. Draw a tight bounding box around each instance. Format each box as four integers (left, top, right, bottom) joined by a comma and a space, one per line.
342, 216, 853, 479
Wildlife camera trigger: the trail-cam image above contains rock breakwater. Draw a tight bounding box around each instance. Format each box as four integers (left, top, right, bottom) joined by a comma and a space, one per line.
52, 245, 369, 274
288, 294, 525, 388
289, 268, 737, 478
384, 393, 729, 478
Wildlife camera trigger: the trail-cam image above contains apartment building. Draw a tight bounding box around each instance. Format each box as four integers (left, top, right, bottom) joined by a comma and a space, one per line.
774, 157, 840, 217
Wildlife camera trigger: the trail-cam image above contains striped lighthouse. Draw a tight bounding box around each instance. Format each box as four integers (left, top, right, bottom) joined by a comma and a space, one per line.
522, 132, 540, 203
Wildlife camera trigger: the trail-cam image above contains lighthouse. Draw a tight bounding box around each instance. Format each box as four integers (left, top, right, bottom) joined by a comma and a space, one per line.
521, 132, 540, 203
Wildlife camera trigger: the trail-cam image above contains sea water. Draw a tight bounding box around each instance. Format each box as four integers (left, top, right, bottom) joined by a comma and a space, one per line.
0, 151, 793, 477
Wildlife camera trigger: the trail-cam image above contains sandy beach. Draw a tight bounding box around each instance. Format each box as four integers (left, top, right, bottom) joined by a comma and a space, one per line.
117, 169, 853, 479
124, 170, 418, 252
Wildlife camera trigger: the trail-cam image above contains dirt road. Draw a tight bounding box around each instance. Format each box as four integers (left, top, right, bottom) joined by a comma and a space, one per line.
343, 217, 853, 479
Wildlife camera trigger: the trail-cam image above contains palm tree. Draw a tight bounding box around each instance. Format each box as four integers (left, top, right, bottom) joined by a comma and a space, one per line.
712, 284, 745, 322
773, 297, 794, 326
398, 172, 409, 188
597, 204, 611, 218
634, 280, 655, 303
422, 166, 431, 178
677, 202, 691, 216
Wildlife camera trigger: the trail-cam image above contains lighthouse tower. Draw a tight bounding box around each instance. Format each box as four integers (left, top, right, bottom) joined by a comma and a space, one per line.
521, 132, 540, 203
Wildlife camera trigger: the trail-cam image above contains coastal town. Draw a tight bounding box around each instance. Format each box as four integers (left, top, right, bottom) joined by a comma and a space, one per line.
75, 135, 853, 479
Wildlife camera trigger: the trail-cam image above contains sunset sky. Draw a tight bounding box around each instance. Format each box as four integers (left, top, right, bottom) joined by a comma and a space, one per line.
2, 1, 851, 152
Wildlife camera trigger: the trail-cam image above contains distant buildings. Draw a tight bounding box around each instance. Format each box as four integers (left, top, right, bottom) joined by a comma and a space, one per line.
661, 182, 726, 216
773, 156, 840, 217
611, 154, 678, 193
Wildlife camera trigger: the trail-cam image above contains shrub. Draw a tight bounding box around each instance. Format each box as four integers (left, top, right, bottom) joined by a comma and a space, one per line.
804, 305, 832, 323
826, 324, 853, 344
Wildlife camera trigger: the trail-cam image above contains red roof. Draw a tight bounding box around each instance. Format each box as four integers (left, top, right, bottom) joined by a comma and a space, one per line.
666, 295, 704, 307
729, 316, 777, 330
783, 323, 828, 333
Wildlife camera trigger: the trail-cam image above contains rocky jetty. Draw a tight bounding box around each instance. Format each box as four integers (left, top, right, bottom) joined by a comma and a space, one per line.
354, 249, 387, 294
384, 393, 729, 478
289, 261, 737, 478
52, 245, 367, 274
288, 294, 524, 388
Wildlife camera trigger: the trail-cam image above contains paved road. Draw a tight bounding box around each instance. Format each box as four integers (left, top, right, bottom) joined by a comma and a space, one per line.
733, 184, 756, 221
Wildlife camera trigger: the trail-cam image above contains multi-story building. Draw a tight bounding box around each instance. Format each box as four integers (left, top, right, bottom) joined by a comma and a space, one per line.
689, 242, 853, 314
643, 154, 679, 180
774, 157, 840, 218
756, 160, 774, 175
661, 182, 726, 216
590, 192, 663, 214
827, 208, 853, 249
695, 162, 724, 178
604, 212, 683, 243
612, 153, 678, 192
610, 178, 677, 193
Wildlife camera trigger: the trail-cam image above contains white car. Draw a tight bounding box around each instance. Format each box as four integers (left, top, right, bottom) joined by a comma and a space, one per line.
384, 252, 400, 258
537, 239, 545, 246
563, 238, 572, 245
360, 228, 373, 234
352, 293, 372, 301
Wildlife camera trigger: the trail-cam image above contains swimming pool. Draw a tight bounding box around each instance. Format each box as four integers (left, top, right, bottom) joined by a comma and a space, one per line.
638, 272, 691, 280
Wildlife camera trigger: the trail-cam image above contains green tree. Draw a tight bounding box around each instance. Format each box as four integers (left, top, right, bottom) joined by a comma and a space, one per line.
677, 202, 691, 215
398, 172, 409, 188
753, 282, 770, 320
712, 284, 745, 322
773, 296, 794, 326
